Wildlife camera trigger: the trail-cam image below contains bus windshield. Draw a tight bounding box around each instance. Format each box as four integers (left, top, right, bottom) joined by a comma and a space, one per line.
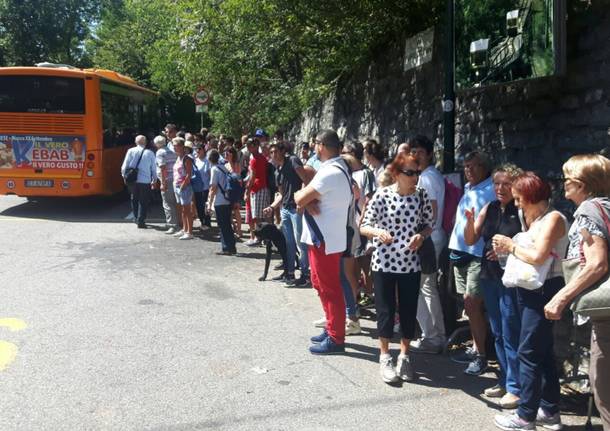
0, 75, 85, 114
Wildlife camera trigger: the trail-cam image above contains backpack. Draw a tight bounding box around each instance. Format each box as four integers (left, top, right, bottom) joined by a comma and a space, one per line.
442, 177, 463, 235
266, 161, 277, 195
188, 156, 204, 192
218, 166, 244, 204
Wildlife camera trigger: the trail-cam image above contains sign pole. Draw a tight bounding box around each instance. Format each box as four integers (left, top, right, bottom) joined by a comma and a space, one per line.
442, 0, 455, 173
194, 86, 210, 132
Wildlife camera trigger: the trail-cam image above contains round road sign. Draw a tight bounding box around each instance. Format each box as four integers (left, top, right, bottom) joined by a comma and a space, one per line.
194, 87, 210, 105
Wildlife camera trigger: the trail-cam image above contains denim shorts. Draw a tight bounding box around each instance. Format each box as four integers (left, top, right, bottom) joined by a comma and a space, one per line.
174, 185, 193, 206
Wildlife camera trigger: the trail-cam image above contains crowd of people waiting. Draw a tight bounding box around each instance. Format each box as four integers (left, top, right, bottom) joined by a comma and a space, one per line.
121, 124, 610, 431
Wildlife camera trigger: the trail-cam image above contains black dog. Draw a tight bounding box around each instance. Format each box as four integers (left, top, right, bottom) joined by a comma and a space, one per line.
254, 223, 289, 281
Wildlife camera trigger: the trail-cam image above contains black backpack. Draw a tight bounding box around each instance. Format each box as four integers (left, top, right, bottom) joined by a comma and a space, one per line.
266, 161, 277, 194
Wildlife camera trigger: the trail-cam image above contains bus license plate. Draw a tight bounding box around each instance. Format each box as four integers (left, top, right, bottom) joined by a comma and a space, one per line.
25, 179, 54, 188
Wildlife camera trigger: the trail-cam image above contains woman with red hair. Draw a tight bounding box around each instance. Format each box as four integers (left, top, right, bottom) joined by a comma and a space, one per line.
491, 172, 569, 431
360, 153, 434, 384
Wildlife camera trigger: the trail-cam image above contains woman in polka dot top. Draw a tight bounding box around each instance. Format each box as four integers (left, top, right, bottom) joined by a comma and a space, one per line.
360, 153, 434, 383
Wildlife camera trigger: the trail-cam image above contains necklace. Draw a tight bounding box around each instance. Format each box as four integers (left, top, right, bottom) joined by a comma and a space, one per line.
394, 183, 416, 196
524, 202, 550, 229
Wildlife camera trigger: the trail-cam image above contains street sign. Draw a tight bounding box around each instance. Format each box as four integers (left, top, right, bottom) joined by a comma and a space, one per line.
195, 105, 208, 113
193, 87, 210, 105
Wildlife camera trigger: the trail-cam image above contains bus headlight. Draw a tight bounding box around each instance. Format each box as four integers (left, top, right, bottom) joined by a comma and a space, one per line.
86, 170, 94, 177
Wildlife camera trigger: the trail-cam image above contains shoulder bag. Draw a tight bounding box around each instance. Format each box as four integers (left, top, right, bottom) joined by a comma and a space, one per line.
563, 201, 610, 318
417, 187, 437, 274
502, 230, 555, 290
124, 148, 144, 185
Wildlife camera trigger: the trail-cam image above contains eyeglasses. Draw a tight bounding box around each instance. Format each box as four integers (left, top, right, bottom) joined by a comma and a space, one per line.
399, 169, 421, 177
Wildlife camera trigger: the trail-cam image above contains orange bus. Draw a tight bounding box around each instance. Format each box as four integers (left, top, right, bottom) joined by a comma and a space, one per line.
0, 64, 160, 197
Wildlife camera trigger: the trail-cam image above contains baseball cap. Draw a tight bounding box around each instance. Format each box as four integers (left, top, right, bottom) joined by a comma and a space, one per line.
254, 129, 268, 138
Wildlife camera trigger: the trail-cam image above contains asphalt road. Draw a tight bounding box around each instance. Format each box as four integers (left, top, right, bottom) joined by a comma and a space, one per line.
0, 195, 600, 431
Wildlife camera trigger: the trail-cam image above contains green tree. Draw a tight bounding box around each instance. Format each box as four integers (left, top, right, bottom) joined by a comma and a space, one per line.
0, 0, 101, 66
89, 0, 442, 135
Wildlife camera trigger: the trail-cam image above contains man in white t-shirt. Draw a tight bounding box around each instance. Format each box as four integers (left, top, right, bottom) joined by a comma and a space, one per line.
409, 135, 447, 353
295, 129, 351, 355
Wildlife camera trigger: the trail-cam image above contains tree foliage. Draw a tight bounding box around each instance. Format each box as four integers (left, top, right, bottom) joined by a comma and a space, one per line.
0, 0, 100, 66
89, 0, 442, 134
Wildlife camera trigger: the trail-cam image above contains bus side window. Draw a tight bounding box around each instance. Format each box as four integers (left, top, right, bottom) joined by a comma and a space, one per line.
101, 81, 159, 149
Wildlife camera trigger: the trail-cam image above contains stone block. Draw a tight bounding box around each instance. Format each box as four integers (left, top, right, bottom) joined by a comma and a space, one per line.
585, 88, 604, 104
531, 99, 556, 116
560, 95, 580, 110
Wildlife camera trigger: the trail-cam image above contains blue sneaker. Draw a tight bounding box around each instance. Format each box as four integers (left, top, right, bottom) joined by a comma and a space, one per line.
309, 337, 345, 355
465, 355, 488, 376
310, 329, 328, 343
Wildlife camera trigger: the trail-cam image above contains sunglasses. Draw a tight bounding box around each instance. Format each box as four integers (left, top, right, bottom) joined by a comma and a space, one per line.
399, 169, 421, 177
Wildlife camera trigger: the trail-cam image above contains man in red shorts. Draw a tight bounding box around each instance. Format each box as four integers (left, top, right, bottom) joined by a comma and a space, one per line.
244, 136, 271, 246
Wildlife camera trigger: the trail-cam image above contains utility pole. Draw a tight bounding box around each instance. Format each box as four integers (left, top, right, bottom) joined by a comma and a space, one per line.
442, 0, 456, 173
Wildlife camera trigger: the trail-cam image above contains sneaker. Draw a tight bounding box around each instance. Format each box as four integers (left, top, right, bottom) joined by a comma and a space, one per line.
273, 262, 284, 271
313, 317, 327, 328
451, 346, 477, 364
396, 354, 415, 382
484, 384, 507, 398
199, 225, 210, 231
244, 238, 261, 247
393, 322, 401, 335
358, 293, 374, 308
165, 227, 178, 235
310, 329, 328, 343
271, 273, 294, 282
393, 313, 401, 335
173, 229, 185, 237
345, 319, 362, 335
379, 354, 398, 384
409, 338, 443, 354
494, 413, 535, 431
137, 223, 147, 229
179, 233, 194, 240
309, 337, 344, 355
464, 355, 488, 376
536, 408, 563, 430
499, 392, 520, 409
287, 274, 310, 287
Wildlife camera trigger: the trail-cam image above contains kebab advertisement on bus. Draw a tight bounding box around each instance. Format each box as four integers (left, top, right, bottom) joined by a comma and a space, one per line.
0, 135, 86, 170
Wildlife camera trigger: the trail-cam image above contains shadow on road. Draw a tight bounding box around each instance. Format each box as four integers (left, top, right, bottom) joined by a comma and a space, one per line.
0, 194, 165, 223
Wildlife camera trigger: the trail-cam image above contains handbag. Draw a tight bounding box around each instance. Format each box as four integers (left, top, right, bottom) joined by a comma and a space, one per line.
417, 188, 437, 274
563, 201, 610, 318
502, 231, 554, 290
123, 148, 144, 185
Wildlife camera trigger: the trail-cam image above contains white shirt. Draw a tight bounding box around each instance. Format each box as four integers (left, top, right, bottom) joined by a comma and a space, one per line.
301, 157, 351, 254
418, 165, 446, 244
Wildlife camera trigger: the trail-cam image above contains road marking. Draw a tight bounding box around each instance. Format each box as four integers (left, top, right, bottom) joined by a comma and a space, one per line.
0, 318, 27, 331
0, 341, 18, 371
0, 318, 27, 371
